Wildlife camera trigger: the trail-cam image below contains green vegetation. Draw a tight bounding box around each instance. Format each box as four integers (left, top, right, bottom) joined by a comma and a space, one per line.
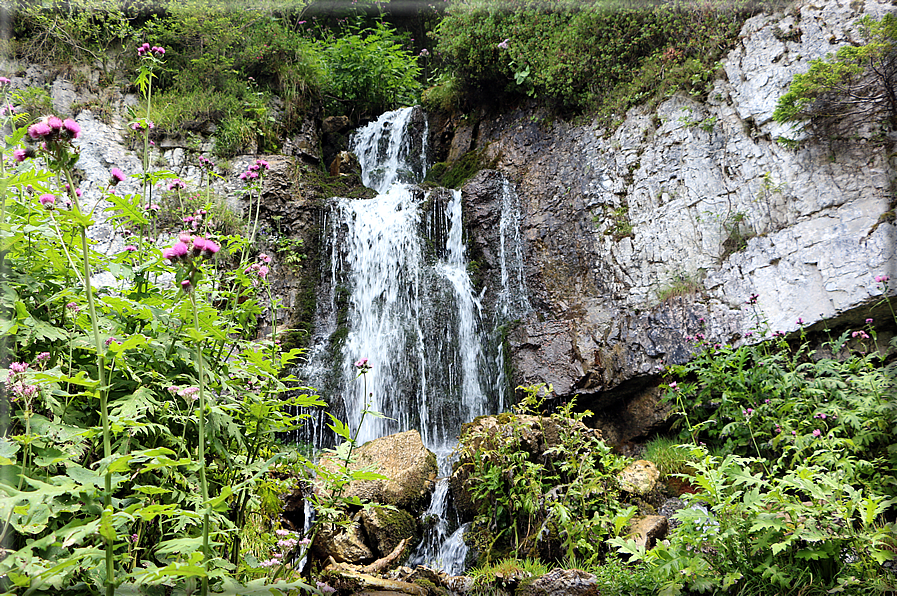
434, 0, 786, 123
0, 64, 386, 593
425, 146, 498, 189
656, 271, 703, 302
462, 291, 897, 594
8, 0, 424, 156
774, 13, 897, 132
457, 385, 633, 566
608, 295, 897, 595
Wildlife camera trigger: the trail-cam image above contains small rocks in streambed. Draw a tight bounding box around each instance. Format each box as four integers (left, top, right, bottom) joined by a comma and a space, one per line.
389, 565, 474, 594
322, 562, 428, 595
617, 459, 660, 495
515, 568, 599, 596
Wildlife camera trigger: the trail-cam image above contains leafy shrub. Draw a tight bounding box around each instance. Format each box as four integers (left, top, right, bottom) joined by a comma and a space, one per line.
774, 14, 897, 132
315, 21, 422, 122
434, 0, 783, 120
611, 448, 897, 595
10, 85, 54, 120
10, 0, 136, 72
457, 385, 633, 565
0, 70, 367, 594
663, 308, 897, 494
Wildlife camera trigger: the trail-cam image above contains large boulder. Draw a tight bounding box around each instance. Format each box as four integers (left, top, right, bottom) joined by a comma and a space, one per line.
361, 507, 420, 560
318, 429, 438, 514
450, 414, 603, 521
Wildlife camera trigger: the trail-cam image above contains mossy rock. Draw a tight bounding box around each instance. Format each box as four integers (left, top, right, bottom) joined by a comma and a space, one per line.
360, 506, 421, 559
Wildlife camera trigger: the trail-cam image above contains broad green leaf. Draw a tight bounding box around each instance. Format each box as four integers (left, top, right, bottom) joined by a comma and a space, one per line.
98, 508, 116, 543
0, 439, 20, 465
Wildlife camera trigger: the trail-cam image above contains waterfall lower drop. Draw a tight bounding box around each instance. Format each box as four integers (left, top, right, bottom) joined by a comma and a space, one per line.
302, 106, 528, 574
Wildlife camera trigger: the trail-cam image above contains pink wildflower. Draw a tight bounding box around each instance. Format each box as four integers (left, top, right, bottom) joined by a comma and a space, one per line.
162, 241, 189, 262
28, 120, 52, 140
62, 118, 80, 139
38, 194, 55, 207
110, 167, 126, 185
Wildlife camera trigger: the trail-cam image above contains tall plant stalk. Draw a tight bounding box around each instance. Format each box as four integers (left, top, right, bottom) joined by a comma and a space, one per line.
189, 291, 211, 596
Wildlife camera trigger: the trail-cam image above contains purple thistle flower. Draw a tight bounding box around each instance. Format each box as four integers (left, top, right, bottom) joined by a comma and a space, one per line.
62, 118, 80, 139
110, 167, 126, 185
812, 429, 821, 437
162, 241, 189, 262
38, 194, 55, 207
47, 116, 63, 132
0, 77, 10, 85
28, 121, 52, 140
180, 279, 193, 293
13, 148, 26, 162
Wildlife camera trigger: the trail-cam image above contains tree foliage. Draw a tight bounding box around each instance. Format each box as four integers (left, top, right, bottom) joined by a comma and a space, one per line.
774, 14, 897, 131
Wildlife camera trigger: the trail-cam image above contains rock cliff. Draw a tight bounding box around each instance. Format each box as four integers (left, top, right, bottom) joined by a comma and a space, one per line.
436, 0, 897, 443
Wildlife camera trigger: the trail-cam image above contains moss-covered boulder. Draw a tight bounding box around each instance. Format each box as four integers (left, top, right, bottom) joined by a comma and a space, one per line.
361, 507, 420, 560
450, 414, 603, 520
318, 429, 438, 514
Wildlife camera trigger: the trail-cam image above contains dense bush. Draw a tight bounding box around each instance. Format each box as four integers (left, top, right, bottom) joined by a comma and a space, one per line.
434, 0, 785, 120
457, 385, 634, 565
663, 298, 897, 495
8, 0, 423, 155
605, 292, 897, 595
774, 13, 897, 135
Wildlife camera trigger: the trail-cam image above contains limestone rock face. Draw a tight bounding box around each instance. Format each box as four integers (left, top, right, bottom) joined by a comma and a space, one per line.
319, 430, 438, 514
618, 460, 661, 495
451, 0, 897, 444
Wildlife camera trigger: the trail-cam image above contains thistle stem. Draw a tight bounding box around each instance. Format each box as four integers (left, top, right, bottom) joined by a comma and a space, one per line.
190, 291, 210, 596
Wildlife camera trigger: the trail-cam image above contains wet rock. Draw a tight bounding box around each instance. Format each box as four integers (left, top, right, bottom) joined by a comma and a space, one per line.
660, 497, 688, 530
516, 568, 598, 596
314, 512, 375, 565
318, 430, 438, 514
618, 460, 661, 495
361, 507, 420, 559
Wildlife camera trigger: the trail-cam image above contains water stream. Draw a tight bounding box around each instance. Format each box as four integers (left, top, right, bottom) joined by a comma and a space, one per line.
299, 106, 528, 573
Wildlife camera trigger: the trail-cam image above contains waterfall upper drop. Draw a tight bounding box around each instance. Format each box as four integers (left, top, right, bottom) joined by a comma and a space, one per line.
303, 106, 527, 450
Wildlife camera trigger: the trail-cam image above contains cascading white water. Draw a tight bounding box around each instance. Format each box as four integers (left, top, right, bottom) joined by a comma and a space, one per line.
301, 107, 529, 574
496, 178, 531, 321
323, 107, 497, 447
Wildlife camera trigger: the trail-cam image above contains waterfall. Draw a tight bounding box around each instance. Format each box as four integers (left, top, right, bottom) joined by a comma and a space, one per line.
302, 106, 502, 448
299, 107, 529, 573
